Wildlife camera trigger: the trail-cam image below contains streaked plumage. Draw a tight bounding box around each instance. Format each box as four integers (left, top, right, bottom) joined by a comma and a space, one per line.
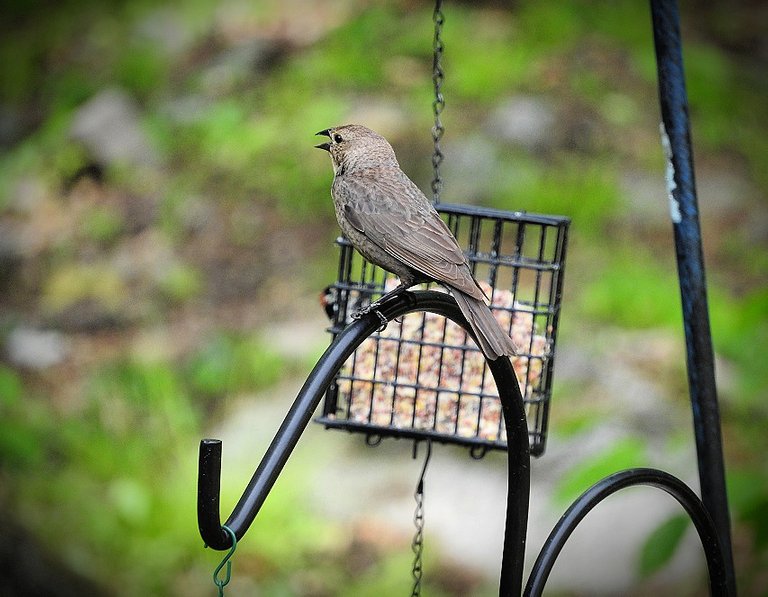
316, 124, 517, 360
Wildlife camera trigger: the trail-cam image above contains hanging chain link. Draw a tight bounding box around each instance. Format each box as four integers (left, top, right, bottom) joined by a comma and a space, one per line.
411, 441, 432, 596
411, 5, 443, 589
430, 0, 445, 205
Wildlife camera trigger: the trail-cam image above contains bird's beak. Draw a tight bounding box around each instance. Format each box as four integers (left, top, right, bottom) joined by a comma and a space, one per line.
315, 129, 331, 151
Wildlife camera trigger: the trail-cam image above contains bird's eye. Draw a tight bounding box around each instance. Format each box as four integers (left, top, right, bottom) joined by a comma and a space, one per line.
333, 133, 343, 143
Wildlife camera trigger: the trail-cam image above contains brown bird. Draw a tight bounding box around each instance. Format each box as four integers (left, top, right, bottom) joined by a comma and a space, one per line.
315, 124, 517, 360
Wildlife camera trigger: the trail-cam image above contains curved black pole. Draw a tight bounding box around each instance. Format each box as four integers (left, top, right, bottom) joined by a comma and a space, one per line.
524, 468, 729, 597
650, 2, 736, 593
197, 290, 530, 597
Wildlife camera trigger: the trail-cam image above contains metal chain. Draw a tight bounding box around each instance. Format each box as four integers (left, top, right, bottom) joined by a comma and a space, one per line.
431, 0, 445, 205
411, 440, 432, 596
412, 4, 443, 586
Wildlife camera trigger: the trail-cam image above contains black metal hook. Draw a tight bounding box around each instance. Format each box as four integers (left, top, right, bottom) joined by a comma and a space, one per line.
196, 290, 531, 596
197, 302, 383, 550
523, 468, 730, 596
412, 439, 433, 495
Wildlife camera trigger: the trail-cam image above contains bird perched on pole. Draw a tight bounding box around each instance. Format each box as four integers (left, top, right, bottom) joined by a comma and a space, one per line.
315, 124, 517, 361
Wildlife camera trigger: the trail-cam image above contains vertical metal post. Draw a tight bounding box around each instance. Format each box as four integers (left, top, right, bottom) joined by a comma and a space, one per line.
650, 1, 736, 593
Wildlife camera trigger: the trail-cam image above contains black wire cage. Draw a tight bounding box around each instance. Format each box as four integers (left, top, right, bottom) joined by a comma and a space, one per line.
316, 202, 569, 457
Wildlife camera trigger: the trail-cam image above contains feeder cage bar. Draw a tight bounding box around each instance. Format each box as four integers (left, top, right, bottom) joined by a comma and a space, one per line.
317, 203, 569, 457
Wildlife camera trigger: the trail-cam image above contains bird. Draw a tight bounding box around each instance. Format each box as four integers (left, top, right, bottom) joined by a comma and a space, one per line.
319, 284, 374, 324
315, 124, 517, 361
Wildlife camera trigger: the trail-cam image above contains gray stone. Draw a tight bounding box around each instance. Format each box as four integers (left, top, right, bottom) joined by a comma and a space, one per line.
440, 135, 499, 202
487, 96, 557, 149
696, 170, 754, 216
135, 7, 197, 58
6, 327, 68, 369
70, 89, 158, 168
619, 169, 669, 226
199, 39, 286, 94
159, 95, 211, 126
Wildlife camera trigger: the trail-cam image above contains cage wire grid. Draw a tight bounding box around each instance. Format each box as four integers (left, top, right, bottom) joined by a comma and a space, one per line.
317, 203, 569, 457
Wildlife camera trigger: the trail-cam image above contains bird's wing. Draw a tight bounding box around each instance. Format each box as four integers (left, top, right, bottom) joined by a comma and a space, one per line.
336, 171, 486, 301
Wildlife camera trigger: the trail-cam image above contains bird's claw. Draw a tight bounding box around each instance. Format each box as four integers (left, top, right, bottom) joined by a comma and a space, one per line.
351, 298, 379, 320
351, 304, 389, 331
374, 310, 388, 331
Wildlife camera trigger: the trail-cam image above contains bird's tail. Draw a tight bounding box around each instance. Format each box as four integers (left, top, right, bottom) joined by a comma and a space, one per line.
451, 291, 518, 361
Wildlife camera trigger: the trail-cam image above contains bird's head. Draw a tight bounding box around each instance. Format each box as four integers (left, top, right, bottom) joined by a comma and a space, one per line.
315, 124, 398, 175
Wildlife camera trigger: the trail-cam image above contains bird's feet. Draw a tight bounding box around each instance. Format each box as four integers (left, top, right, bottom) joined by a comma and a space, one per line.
351, 301, 389, 331
350, 283, 413, 331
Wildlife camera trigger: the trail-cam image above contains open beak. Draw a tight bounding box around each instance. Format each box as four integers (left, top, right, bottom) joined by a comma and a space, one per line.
314, 129, 331, 151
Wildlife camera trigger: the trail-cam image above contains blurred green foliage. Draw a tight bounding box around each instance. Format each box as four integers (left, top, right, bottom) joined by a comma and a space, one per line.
577, 245, 683, 328
1, 0, 766, 594
185, 333, 285, 397
638, 513, 690, 577
0, 366, 46, 469
555, 437, 648, 506
490, 153, 622, 233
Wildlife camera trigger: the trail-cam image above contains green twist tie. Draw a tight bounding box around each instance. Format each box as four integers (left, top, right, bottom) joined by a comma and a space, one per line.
212, 526, 237, 596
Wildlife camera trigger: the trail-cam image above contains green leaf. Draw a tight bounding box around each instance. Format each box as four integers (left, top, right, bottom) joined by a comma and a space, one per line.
638, 513, 690, 577
0, 424, 45, 468
728, 469, 768, 549
0, 365, 23, 407
555, 437, 647, 505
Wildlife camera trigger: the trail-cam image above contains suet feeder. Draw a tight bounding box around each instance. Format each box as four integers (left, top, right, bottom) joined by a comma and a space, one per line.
316, 203, 569, 457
